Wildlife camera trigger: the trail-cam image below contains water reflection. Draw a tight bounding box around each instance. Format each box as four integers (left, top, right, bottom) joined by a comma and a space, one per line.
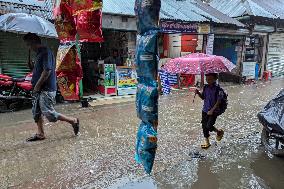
108, 176, 157, 189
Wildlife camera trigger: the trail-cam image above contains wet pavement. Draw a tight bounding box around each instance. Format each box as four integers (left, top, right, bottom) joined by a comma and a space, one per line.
0, 79, 283, 189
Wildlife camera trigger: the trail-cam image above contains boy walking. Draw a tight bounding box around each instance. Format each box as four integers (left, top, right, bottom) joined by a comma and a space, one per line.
195, 73, 225, 149
23, 33, 80, 142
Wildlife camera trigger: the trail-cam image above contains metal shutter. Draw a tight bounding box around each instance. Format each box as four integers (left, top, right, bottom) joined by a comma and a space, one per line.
0, 32, 30, 77
0, 32, 59, 78
267, 33, 284, 78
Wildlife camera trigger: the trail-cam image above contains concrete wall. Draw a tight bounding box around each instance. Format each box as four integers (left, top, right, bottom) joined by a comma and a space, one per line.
102, 14, 137, 31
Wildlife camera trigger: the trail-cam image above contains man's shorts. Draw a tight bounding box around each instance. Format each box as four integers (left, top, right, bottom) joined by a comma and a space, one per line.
32, 91, 59, 123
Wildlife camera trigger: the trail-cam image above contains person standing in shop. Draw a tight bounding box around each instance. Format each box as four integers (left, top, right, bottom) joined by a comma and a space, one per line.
105, 49, 123, 66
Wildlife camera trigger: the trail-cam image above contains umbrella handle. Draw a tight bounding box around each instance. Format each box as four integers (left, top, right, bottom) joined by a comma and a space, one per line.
192, 81, 200, 103
193, 93, 197, 103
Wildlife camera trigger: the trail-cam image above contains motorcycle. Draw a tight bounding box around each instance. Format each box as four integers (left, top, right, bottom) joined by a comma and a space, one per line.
0, 74, 13, 95
0, 73, 33, 112
0, 73, 64, 113
258, 89, 284, 156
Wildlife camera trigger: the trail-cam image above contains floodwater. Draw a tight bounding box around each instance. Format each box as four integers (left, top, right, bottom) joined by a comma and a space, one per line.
0, 79, 283, 189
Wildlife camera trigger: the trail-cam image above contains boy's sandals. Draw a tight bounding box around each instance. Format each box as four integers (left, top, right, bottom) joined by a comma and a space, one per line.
201, 143, 211, 149
26, 134, 46, 142
216, 129, 224, 141
201, 138, 211, 149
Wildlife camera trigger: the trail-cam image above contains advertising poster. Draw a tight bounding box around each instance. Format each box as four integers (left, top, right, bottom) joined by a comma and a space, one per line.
242, 62, 256, 79
206, 34, 214, 55
104, 64, 116, 87
116, 67, 138, 96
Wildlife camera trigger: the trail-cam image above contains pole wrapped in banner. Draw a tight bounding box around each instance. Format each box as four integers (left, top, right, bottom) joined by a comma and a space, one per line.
134, 0, 161, 175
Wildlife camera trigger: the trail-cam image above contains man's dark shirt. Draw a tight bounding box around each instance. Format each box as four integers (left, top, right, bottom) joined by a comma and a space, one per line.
31, 46, 57, 91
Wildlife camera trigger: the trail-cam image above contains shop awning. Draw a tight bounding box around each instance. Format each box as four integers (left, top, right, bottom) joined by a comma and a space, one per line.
0, 0, 52, 20
0, 0, 45, 6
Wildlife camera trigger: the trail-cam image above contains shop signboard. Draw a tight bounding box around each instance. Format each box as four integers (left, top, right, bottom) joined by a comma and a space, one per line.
242, 62, 256, 79
160, 20, 198, 33
116, 67, 137, 96
206, 34, 214, 55
198, 24, 210, 34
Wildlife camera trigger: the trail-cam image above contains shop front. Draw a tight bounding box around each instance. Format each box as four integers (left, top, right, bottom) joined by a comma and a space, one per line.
212, 27, 250, 82
267, 32, 284, 78
81, 14, 138, 98
159, 21, 210, 88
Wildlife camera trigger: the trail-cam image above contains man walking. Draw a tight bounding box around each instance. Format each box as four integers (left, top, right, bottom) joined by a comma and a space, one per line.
24, 33, 79, 142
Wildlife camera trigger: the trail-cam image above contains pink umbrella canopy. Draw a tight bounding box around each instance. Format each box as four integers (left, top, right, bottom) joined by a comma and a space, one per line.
163, 53, 236, 74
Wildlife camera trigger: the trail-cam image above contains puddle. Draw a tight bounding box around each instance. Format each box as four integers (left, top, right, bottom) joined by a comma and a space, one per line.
108, 177, 157, 189
251, 153, 284, 189
191, 161, 219, 189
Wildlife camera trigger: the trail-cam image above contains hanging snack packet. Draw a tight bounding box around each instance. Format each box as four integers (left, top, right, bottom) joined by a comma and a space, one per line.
54, 3, 77, 42
135, 31, 159, 81
56, 44, 83, 101
70, 0, 103, 15
57, 74, 80, 101
134, 0, 161, 34
136, 82, 158, 123
76, 10, 104, 42
135, 121, 158, 174
56, 44, 83, 78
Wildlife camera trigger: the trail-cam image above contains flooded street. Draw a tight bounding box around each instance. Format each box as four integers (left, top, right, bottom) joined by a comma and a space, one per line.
0, 79, 283, 189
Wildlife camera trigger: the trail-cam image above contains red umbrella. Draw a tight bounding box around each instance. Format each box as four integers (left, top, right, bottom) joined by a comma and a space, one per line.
163, 53, 236, 74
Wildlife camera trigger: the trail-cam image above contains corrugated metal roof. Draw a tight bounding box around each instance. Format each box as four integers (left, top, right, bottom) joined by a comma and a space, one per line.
209, 0, 277, 18
103, 0, 244, 26
161, 0, 209, 22
193, 0, 245, 26
0, 0, 49, 19
0, 0, 45, 7
103, 0, 135, 16
251, 0, 284, 19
